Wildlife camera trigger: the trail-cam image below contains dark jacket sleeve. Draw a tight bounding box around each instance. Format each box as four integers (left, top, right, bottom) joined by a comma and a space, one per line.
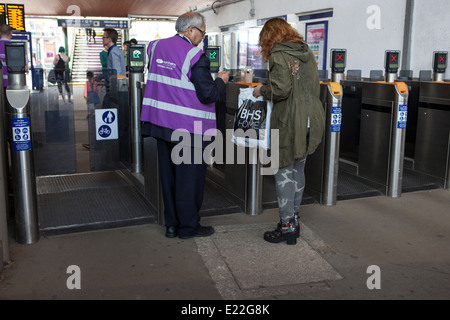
190, 53, 226, 104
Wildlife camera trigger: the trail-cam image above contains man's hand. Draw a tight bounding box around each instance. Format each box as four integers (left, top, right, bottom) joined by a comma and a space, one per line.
217, 71, 230, 84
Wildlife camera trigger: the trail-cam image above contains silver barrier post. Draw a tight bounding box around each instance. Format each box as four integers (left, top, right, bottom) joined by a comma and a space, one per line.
5, 43, 39, 244
388, 83, 409, 198
246, 147, 262, 215
128, 45, 146, 174
322, 82, 343, 206
0, 63, 11, 262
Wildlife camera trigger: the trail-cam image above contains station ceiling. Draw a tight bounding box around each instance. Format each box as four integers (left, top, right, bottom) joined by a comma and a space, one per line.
6, 0, 218, 18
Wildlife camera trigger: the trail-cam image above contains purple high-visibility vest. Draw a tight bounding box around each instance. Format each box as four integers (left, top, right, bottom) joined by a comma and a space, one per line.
140, 35, 216, 136
0, 39, 9, 87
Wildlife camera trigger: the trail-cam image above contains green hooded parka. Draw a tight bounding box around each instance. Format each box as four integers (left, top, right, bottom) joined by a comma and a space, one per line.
260, 41, 325, 168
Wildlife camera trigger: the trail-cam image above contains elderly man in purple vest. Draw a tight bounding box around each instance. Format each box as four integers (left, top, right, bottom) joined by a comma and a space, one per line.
141, 12, 229, 239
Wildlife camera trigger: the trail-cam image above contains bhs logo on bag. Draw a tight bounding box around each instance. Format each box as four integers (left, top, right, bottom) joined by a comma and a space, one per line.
235, 100, 266, 132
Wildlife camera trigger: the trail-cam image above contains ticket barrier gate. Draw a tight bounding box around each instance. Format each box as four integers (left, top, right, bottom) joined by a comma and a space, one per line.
87, 74, 130, 172
305, 82, 342, 205
211, 82, 262, 215
5, 43, 39, 244
219, 81, 343, 210
359, 82, 409, 197
414, 81, 450, 189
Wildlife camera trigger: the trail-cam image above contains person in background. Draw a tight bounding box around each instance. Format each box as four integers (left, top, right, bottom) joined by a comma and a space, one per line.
83, 70, 99, 103
129, 38, 137, 46
99, 44, 109, 78
102, 28, 126, 78
140, 12, 229, 239
253, 18, 325, 245
123, 40, 130, 75
82, 70, 100, 150
53, 46, 72, 103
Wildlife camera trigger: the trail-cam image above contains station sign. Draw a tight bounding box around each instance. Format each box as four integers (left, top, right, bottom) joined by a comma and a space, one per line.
12, 117, 31, 151
331, 106, 342, 133
397, 105, 408, 129
95, 109, 118, 141
58, 19, 129, 29
0, 3, 26, 31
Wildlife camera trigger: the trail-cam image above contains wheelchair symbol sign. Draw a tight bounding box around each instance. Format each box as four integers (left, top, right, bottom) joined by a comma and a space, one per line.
95, 108, 118, 140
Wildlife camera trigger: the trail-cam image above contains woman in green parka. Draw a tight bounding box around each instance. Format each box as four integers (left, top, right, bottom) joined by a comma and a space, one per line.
254, 18, 325, 245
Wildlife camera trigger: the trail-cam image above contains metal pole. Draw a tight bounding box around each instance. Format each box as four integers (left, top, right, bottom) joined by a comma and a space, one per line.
130, 72, 144, 173
5, 43, 39, 244
322, 83, 342, 206
331, 72, 344, 84
385, 73, 397, 83
387, 85, 408, 198
433, 73, 444, 82
0, 65, 11, 262
245, 147, 262, 215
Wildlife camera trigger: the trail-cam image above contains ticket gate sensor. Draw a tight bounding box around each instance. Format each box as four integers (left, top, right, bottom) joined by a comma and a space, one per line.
5, 43, 39, 244
128, 44, 146, 173
306, 82, 343, 205
384, 50, 400, 83
359, 82, 409, 197
330, 49, 347, 83
205, 46, 221, 74
432, 51, 448, 82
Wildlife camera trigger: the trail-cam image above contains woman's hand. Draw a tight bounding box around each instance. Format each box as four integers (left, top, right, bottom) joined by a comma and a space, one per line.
253, 83, 263, 98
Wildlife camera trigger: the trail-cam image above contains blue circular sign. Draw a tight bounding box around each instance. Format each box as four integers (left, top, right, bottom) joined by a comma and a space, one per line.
98, 125, 112, 138
102, 111, 116, 124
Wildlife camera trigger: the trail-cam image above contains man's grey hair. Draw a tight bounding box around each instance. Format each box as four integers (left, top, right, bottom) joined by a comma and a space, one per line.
175, 12, 206, 32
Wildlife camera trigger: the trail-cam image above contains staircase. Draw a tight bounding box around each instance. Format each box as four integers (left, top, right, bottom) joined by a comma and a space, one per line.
71, 31, 123, 84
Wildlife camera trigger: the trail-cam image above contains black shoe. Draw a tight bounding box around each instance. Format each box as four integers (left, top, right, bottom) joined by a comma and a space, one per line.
264, 219, 297, 245
276, 215, 300, 238
165, 226, 178, 238
179, 226, 215, 239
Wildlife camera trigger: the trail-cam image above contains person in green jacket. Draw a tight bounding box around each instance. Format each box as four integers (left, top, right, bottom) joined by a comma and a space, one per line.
99, 44, 109, 76
254, 18, 325, 245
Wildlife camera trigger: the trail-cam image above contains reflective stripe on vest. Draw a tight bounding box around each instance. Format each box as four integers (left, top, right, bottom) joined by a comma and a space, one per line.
142, 97, 216, 120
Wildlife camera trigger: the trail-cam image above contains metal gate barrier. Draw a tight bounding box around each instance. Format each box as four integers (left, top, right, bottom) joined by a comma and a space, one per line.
5, 43, 39, 244
305, 82, 343, 205
414, 81, 450, 189
359, 81, 409, 197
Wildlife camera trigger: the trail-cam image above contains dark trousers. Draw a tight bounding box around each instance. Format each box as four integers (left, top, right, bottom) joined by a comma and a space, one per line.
156, 139, 207, 237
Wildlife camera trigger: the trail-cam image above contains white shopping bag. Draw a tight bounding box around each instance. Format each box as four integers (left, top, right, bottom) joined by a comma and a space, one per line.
232, 87, 272, 150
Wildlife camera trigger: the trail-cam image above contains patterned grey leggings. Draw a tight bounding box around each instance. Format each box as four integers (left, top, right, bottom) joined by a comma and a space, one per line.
274, 156, 307, 223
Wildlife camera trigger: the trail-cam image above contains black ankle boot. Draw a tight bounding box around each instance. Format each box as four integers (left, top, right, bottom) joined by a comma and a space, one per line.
264, 218, 297, 245
276, 215, 300, 238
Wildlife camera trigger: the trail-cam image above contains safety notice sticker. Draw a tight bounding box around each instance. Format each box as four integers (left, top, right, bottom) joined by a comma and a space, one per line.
12, 117, 31, 151
95, 108, 118, 140
397, 105, 408, 129
331, 106, 342, 133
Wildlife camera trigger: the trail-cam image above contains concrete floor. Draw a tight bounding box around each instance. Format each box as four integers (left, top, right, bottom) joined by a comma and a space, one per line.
1, 188, 449, 300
